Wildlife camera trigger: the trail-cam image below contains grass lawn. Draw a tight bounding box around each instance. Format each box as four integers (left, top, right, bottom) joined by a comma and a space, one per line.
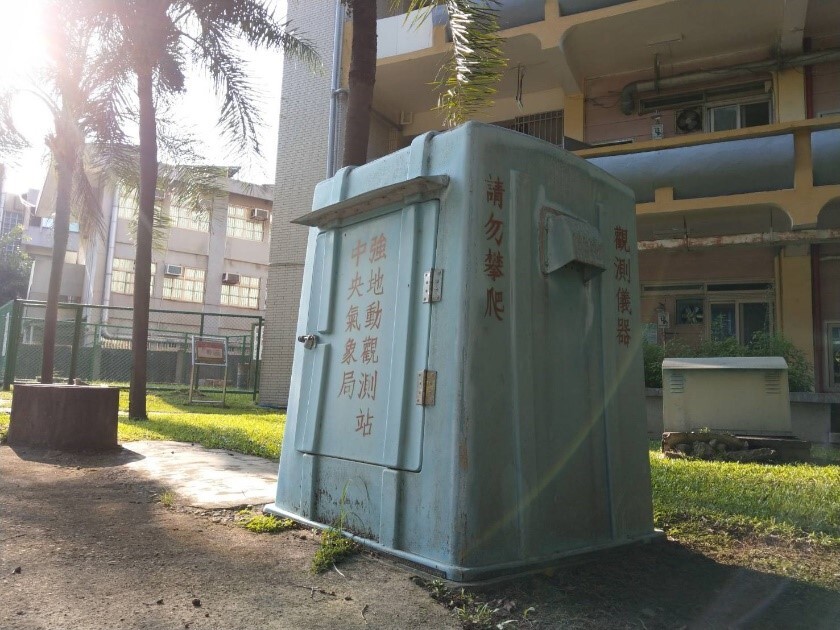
651, 444, 840, 589
116, 390, 285, 459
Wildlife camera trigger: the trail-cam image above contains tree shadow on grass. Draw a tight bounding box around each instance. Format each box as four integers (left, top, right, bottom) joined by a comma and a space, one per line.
141, 390, 278, 415
467, 540, 839, 629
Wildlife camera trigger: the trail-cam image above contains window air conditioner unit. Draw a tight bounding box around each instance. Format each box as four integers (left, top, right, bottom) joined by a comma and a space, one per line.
164, 264, 183, 277
675, 107, 703, 134
222, 273, 240, 285
249, 208, 269, 221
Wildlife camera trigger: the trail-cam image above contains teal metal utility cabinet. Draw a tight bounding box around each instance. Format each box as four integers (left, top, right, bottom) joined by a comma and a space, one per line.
267, 122, 656, 581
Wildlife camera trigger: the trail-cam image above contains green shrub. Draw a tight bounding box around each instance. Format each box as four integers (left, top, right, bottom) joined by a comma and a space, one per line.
643, 342, 664, 388
746, 331, 814, 392
697, 335, 745, 359
642, 332, 814, 392
643, 339, 691, 388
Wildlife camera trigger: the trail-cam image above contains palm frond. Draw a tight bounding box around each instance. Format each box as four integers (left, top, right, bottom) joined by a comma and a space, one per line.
397, 0, 435, 29
71, 151, 107, 241
83, 28, 140, 130
189, 0, 321, 71
187, 23, 264, 156
0, 91, 29, 163
405, 0, 507, 126
160, 162, 226, 218
439, 0, 506, 125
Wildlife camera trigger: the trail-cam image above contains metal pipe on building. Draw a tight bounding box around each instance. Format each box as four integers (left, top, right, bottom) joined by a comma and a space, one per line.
638, 227, 840, 251
811, 243, 824, 391
326, 0, 345, 178
620, 48, 840, 115
100, 186, 120, 325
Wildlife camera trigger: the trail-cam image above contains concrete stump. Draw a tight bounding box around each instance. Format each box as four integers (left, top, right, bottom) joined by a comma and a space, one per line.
8, 384, 119, 451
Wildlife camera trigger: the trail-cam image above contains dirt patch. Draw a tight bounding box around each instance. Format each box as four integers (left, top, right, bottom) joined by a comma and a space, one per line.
2, 445, 839, 629
0, 446, 455, 630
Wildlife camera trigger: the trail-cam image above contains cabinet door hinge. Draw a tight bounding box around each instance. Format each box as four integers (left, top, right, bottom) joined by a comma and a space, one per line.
422, 268, 443, 303
415, 370, 437, 406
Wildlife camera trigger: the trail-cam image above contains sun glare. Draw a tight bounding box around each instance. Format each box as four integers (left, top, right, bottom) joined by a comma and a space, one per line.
0, 0, 52, 193
0, 2, 47, 90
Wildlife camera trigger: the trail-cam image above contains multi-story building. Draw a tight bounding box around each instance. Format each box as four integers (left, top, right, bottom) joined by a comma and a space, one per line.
263, 0, 840, 417
0, 181, 38, 294
0, 189, 35, 254
28, 171, 273, 341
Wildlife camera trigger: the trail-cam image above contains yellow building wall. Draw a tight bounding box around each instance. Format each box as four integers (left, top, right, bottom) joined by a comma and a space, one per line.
778, 247, 814, 367
775, 69, 806, 122
563, 93, 585, 141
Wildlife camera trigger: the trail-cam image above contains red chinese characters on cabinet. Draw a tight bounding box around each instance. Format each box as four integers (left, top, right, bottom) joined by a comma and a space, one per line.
483, 176, 506, 321
614, 225, 631, 347
338, 232, 388, 437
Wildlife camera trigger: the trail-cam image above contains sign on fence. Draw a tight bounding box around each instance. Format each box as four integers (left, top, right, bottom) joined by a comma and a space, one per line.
189, 335, 228, 406
193, 337, 227, 365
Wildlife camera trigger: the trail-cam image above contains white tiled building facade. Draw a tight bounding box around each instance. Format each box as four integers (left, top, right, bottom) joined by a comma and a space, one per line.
259, 0, 338, 406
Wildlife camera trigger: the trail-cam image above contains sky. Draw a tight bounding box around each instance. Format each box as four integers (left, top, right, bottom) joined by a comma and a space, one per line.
0, 0, 288, 195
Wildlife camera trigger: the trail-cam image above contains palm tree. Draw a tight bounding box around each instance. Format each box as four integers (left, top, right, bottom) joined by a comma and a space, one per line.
342, 0, 506, 167
79, 0, 320, 419
0, 1, 123, 383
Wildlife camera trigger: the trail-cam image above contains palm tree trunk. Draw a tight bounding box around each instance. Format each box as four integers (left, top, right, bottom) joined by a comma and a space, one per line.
129, 66, 158, 420
342, 0, 377, 167
40, 160, 73, 384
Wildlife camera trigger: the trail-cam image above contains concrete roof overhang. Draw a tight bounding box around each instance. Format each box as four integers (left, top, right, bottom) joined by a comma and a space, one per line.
559, 0, 810, 85
373, 0, 840, 120
373, 30, 568, 120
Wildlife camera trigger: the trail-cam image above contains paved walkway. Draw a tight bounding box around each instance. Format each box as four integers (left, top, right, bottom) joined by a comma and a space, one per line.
122, 440, 278, 509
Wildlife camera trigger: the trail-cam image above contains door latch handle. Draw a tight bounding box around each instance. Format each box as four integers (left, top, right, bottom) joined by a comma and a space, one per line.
297, 334, 319, 350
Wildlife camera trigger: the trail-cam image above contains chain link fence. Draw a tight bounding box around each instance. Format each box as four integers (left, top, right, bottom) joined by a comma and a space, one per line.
1, 299, 263, 397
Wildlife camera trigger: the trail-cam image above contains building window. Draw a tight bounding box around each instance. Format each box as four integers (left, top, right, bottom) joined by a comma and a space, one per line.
162, 266, 205, 303
496, 110, 565, 146
708, 100, 771, 132
117, 188, 138, 220
169, 204, 209, 232
0, 210, 23, 255
676, 298, 704, 325
111, 258, 156, 295
221, 274, 261, 309
0, 209, 23, 236
644, 282, 774, 346
226, 205, 265, 241
708, 300, 771, 344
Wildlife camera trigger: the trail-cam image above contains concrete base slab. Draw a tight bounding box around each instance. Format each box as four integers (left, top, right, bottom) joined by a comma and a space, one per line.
122, 441, 278, 509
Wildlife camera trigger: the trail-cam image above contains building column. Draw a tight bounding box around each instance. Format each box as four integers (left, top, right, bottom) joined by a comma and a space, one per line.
778, 245, 815, 367
203, 193, 228, 335
775, 68, 806, 122
564, 93, 585, 142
